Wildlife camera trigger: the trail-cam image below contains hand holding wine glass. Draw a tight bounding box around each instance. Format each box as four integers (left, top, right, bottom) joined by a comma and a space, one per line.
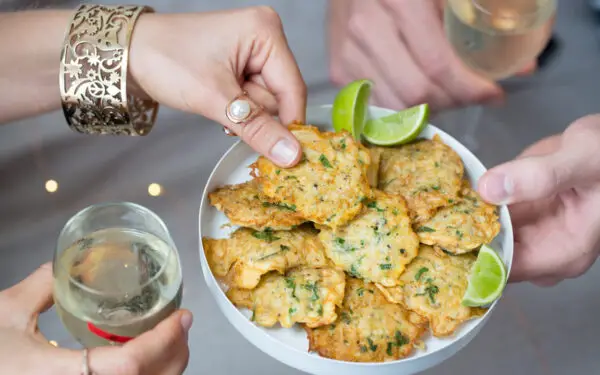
443, 0, 556, 149
327, 0, 504, 111
53, 203, 184, 348
0, 263, 192, 375
444, 0, 556, 81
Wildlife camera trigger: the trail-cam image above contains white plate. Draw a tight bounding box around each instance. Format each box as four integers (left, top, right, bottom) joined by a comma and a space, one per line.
198, 105, 513, 375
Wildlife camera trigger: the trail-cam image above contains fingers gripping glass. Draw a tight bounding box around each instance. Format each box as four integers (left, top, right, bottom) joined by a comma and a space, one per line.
52, 202, 183, 348
443, 0, 557, 150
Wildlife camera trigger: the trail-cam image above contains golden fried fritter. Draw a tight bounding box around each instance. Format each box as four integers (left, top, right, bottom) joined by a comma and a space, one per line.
227, 267, 346, 328
376, 245, 487, 337
379, 136, 464, 222
317, 190, 419, 286
366, 147, 384, 188
251, 124, 372, 228
416, 183, 500, 254
208, 179, 306, 230
202, 226, 329, 289
306, 278, 427, 362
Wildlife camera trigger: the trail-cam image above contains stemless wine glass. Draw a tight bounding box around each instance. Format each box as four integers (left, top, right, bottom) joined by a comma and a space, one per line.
443, 0, 557, 149
53, 202, 183, 348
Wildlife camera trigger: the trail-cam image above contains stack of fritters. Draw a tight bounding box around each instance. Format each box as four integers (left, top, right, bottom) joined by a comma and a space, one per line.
202, 124, 501, 362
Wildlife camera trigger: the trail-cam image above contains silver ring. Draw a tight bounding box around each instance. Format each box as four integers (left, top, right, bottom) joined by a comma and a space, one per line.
81, 349, 90, 375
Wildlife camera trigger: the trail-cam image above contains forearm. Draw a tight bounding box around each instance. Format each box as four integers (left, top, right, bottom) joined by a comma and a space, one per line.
0, 10, 72, 124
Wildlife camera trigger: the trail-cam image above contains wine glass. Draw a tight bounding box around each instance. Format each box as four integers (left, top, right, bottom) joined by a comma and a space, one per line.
443, 0, 557, 150
53, 202, 183, 348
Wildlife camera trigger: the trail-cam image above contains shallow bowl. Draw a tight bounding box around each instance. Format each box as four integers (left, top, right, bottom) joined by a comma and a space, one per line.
198, 104, 513, 375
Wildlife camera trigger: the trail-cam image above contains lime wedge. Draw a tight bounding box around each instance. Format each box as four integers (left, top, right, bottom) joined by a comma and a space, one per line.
462, 244, 507, 307
363, 104, 429, 146
332, 79, 373, 140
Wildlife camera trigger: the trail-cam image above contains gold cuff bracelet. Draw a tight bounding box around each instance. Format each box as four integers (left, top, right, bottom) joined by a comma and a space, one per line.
59, 4, 158, 136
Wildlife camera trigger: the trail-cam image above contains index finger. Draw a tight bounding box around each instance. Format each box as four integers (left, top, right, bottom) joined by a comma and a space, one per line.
246, 14, 307, 125
383, 0, 503, 105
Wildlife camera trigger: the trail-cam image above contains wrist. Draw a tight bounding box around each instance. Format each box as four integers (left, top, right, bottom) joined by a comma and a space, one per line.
128, 12, 161, 101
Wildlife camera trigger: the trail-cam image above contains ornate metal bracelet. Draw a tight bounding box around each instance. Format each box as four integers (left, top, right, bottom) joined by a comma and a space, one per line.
59, 4, 158, 136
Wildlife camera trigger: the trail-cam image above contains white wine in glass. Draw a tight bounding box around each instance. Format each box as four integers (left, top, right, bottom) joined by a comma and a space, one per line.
443, 0, 556, 150
445, 0, 557, 80
53, 203, 183, 348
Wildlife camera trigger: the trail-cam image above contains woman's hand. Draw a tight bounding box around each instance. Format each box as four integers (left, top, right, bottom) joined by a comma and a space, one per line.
129, 6, 307, 167
477, 115, 600, 286
327, 0, 503, 111
0, 264, 193, 375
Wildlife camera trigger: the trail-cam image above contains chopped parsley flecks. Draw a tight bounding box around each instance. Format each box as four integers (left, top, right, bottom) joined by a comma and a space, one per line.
415, 267, 429, 281
256, 244, 290, 261
366, 201, 385, 212
288, 307, 297, 315
379, 263, 392, 270
319, 154, 333, 168
416, 226, 436, 233
334, 237, 356, 252
251, 229, 281, 242
285, 277, 298, 300
262, 201, 297, 211
367, 337, 378, 352
417, 278, 439, 304
395, 331, 409, 346
386, 342, 394, 356
302, 281, 320, 301
349, 264, 361, 278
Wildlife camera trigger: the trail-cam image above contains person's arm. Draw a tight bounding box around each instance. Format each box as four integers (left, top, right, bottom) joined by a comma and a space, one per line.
0, 11, 72, 123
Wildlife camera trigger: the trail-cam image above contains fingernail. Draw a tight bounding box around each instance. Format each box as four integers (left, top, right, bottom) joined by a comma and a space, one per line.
180, 311, 193, 332
270, 138, 299, 166
480, 172, 513, 205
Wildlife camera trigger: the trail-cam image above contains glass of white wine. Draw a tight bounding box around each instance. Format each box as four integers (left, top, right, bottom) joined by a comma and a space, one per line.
53, 202, 183, 348
443, 0, 557, 149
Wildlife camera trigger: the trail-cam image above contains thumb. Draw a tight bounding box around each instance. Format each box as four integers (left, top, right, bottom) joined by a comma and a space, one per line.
90, 310, 193, 374
478, 117, 600, 204
125, 309, 193, 357
478, 153, 583, 205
